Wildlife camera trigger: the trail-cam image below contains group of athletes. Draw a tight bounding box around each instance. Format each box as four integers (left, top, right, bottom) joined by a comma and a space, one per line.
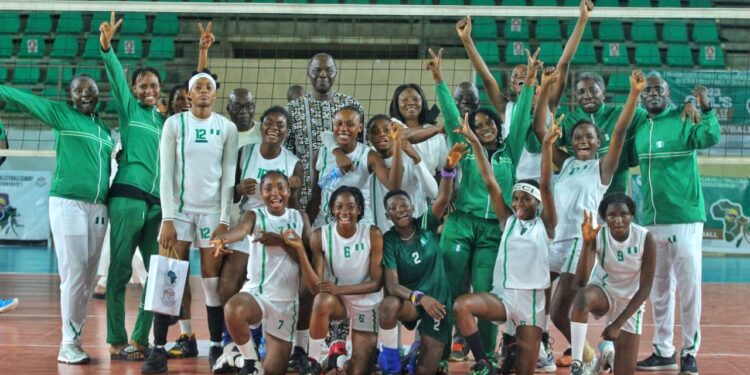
0, 2, 721, 375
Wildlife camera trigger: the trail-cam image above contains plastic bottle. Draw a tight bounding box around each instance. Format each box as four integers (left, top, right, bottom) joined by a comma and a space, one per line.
258, 336, 267, 359
318, 168, 343, 190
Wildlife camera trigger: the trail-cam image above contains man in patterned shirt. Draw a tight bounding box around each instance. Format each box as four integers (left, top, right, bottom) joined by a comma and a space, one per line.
286, 53, 364, 208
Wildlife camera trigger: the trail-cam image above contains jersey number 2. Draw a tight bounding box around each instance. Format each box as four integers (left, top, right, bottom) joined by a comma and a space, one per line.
411, 252, 421, 264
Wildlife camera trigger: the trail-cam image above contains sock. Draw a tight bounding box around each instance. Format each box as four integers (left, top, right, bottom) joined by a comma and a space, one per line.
153, 313, 172, 346
308, 337, 325, 362
179, 319, 192, 336
545, 313, 550, 331
206, 305, 225, 344
237, 339, 258, 361
571, 322, 588, 362
464, 331, 487, 362
295, 329, 310, 351
379, 327, 399, 349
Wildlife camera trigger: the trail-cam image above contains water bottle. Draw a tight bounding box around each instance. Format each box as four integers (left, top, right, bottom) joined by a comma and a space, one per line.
258, 336, 267, 360
598, 340, 615, 370
318, 168, 343, 190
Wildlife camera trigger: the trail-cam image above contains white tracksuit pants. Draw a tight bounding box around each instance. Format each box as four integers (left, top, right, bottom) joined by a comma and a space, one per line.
50, 197, 108, 345
647, 222, 703, 358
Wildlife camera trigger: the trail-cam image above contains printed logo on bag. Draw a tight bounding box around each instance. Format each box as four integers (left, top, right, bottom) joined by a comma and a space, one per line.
166, 270, 178, 285
161, 288, 177, 307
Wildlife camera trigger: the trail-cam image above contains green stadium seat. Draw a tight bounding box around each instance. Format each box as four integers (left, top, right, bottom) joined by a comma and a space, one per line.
573, 42, 597, 65
478, 91, 489, 105
699, 45, 725, 67
692, 20, 720, 44
12, 65, 41, 84
76, 65, 102, 82
105, 99, 120, 114
56, 13, 84, 34
0, 38, 12, 59
313, 0, 339, 3
124, 62, 168, 84
666, 44, 693, 67
688, 0, 710, 6
533, 0, 557, 5
90, 13, 110, 33
631, 20, 657, 42
439, 0, 463, 4
602, 42, 629, 65
607, 73, 630, 92
657, 0, 681, 6
0, 67, 7, 83
566, 19, 593, 40
505, 41, 528, 64
471, 0, 495, 5
535, 19, 561, 41
662, 22, 688, 43
120, 13, 148, 35
634, 43, 662, 66
344, 0, 370, 3
503, 18, 529, 40
472, 18, 498, 40
42, 86, 63, 100
50, 35, 79, 59
18, 36, 46, 59
598, 20, 624, 41
152, 14, 180, 35
82, 37, 101, 60
627, 0, 651, 6
0, 13, 21, 34
148, 37, 176, 60
285, 0, 310, 2
45, 63, 74, 85
501, 0, 525, 4
612, 94, 629, 105
118, 37, 143, 59
475, 41, 500, 65
539, 42, 563, 63
25, 13, 53, 34
570, 0, 616, 5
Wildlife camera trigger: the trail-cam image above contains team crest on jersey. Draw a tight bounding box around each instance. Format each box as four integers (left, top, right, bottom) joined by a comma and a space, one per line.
710, 199, 750, 248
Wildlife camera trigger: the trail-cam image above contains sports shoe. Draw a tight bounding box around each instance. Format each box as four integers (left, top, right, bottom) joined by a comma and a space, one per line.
141, 347, 168, 374
571, 359, 585, 375
208, 345, 228, 373
322, 340, 348, 372
288, 345, 312, 372
58, 343, 90, 365
449, 341, 470, 362
0, 298, 19, 313
167, 333, 199, 358
536, 339, 557, 373
299, 356, 323, 375
636, 353, 678, 371
212, 343, 242, 374
402, 340, 421, 374
238, 359, 260, 375
596, 341, 615, 373
470, 359, 497, 375
377, 346, 401, 374
500, 339, 516, 375
436, 359, 450, 375
680, 354, 699, 375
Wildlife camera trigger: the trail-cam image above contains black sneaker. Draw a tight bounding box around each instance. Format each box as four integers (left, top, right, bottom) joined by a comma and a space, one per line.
208, 345, 223, 373
680, 354, 699, 375
570, 359, 584, 375
167, 333, 199, 358
287, 345, 307, 372
500, 338, 517, 375
470, 359, 497, 375
238, 359, 260, 375
141, 347, 168, 374
637, 353, 678, 371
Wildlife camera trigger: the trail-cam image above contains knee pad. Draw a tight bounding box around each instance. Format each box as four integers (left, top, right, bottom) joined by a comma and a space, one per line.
201, 277, 222, 307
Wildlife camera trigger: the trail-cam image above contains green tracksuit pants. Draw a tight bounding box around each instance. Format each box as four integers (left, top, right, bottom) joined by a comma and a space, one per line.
106, 197, 161, 346
440, 209, 502, 359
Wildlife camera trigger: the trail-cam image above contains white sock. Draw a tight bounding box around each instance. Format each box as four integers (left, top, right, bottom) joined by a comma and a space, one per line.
179, 319, 192, 336
295, 329, 310, 351
379, 327, 399, 349
308, 338, 325, 362
201, 277, 221, 307
544, 314, 550, 331
571, 322, 588, 362
211, 341, 222, 348
237, 339, 258, 360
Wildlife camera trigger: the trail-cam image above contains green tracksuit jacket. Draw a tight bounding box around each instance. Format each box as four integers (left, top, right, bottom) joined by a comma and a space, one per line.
0, 86, 112, 203
633, 107, 720, 225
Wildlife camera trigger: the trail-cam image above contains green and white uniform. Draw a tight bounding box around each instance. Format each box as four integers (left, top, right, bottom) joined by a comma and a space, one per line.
634, 106, 720, 358
382, 212, 452, 343
0, 85, 113, 346
240, 207, 305, 342
101, 47, 165, 347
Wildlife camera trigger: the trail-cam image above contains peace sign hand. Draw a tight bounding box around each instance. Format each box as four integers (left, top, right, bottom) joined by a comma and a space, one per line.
581, 210, 601, 244
198, 22, 215, 50
544, 114, 564, 146
525, 47, 543, 84
99, 11, 123, 51
425, 48, 444, 84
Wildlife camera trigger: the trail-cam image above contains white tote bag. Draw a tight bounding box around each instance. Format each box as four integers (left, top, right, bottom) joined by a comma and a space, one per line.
144, 249, 189, 316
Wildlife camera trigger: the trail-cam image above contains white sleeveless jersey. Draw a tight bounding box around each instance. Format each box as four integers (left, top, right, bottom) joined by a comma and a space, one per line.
369, 154, 432, 232
314, 143, 372, 228
245, 207, 305, 302
239, 144, 300, 212
553, 158, 609, 242
591, 223, 649, 300
321, 222, 382, 309
492, 216, 551, 292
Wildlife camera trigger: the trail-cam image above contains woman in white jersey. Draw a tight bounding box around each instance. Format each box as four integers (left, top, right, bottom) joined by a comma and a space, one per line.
143, 73, 238, 374
297, 186, 384, 374
367, 114, 438, 232
213, 171, 312, 375
306, 106, 403, 228
568, 195, 655, 375
452, 113, 557, 375
531, 68, 645, 366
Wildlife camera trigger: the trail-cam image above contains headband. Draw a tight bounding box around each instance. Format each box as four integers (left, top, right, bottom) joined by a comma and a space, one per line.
513, 182, 541, 202
188, 73, 217, 91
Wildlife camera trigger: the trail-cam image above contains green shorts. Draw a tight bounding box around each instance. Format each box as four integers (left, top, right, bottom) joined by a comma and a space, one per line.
404, 306, 452, 344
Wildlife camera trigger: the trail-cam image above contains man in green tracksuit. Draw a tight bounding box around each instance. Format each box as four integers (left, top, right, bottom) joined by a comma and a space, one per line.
428, 48, 540, 362
100, 15, 165, 359
633, 76, 719, 375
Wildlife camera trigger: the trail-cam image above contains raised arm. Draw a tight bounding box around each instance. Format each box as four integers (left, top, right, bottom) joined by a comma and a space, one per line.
403, 124, 444, 145
431, 143, 465, 218
0, 86, 62, 129
548, 0, 594, 108
687, 85, 721, 149
100, 12, 140, 116
600, 70, 645, 185
534, 67, 569, 168
540, 115, 561, 238
504, 48, 541, 165
196, 22, 214, 72
456, 16, 507, 119
573, 210, 600, 288
426, 48, 464, 146
369, 122, 404, 190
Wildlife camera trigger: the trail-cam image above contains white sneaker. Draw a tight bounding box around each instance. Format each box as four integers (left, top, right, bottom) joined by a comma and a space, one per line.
596, 341, 615, 373
537, 341, 557, 373
58, 344, 90, 364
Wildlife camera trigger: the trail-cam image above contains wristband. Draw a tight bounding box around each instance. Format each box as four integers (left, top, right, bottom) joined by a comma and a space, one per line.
441, 168, 456, 180
410, 290, 425, 306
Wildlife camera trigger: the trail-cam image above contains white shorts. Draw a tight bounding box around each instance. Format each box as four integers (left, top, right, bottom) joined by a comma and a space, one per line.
339, 300, 379, 334
492, 288, 546, 330
168, 211, 220, 248
590, 283, 645, 335
549, 238, 583, 274
240, 286, 298, 343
